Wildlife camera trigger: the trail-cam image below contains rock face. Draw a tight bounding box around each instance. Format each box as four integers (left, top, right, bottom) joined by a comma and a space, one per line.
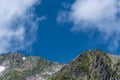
0, 53, 63, 80
51, 49, 120, 80
1, 49, 120, 80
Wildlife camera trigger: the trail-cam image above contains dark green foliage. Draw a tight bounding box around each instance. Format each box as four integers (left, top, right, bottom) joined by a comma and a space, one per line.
81, 57, 90, 72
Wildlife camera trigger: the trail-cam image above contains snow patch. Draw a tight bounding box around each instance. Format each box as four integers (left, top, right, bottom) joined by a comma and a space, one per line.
0, 66, 5, 73
22, 57, 26, 61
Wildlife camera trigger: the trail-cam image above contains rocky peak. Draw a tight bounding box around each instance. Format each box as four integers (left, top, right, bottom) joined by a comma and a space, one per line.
51, 49, 120, 80
1, 50, 120, 80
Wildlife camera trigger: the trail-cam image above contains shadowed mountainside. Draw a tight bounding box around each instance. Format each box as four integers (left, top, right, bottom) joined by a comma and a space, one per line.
50, 49, 120, 80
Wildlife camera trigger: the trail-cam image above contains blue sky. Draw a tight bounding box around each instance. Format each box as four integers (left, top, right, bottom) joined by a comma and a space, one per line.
27, 0, 120, 63
1, 0, 120, 63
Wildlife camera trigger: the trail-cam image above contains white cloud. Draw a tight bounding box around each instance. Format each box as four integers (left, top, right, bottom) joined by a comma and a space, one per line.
58, 0, 120, 51
0, 0, 41, 53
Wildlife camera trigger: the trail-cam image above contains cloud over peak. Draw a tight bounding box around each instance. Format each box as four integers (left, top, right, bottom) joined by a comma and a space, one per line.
0, 0, 40, 53
71, 0, 116, 22
70, 0, 120, 33
58, 0, 120, 51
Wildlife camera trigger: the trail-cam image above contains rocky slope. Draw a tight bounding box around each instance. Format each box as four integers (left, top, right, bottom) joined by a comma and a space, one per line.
1, 49, 120, 80
51, 49, 120, 80
0, 52, 63, 80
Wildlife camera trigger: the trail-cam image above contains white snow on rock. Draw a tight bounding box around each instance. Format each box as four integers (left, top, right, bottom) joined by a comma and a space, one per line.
22, 57, 26, 61
0, 66, 5, 73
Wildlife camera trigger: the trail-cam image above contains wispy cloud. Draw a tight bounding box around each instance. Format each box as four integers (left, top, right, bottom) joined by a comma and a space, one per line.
58, 0, 120, 52
0, 0, 41, 53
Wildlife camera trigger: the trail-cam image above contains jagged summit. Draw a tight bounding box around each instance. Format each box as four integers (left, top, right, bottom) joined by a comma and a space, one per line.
51, 49, 120, 80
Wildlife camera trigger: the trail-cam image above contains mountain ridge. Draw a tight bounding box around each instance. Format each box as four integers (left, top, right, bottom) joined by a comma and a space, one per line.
0, 49, 120, 80
0, 52, 63, 80
50, 49, 120, 80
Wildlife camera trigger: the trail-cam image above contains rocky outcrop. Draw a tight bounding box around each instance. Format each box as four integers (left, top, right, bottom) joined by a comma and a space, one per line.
50, 49, 120, 80
1, 49, 120, 80
0, 52, 63, 80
